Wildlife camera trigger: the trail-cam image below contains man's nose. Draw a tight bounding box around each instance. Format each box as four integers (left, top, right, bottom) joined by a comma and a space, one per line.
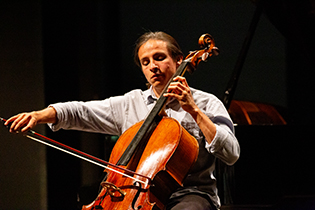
150, 60, 158, 72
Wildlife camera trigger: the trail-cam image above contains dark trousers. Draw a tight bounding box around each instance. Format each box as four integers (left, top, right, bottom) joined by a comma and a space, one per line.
166, 194, 216, 210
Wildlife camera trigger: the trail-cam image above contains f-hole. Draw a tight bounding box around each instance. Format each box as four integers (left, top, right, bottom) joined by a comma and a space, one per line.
131, 181, 143, 210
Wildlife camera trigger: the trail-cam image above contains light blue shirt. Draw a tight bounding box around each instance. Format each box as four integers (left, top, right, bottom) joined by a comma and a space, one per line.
48, 86, 240, 208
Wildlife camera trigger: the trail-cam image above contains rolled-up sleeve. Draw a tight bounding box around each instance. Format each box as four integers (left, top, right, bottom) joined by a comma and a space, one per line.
191, 89, 240, 165
206, 123, 240, 165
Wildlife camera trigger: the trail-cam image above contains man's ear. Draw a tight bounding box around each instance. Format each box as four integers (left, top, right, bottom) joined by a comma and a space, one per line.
176, 56, 183, 67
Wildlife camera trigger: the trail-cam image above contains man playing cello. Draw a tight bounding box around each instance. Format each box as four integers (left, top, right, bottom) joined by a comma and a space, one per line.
5, 31, 240, 210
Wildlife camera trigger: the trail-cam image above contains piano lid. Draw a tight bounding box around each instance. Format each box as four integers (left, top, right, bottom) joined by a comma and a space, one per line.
253, 0, 315, 61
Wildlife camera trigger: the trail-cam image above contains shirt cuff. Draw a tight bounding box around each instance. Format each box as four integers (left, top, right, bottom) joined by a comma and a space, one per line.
47, 104, 65, 132
205, 124, 226, 153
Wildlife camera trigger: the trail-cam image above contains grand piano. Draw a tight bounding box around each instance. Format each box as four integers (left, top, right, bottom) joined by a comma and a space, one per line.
219, 1, 315, 209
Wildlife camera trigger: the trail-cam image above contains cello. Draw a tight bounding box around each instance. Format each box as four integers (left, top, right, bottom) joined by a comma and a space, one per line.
82, 33, 219, 210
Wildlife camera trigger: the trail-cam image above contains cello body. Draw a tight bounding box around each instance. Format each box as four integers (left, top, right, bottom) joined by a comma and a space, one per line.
82, 117, 199, 210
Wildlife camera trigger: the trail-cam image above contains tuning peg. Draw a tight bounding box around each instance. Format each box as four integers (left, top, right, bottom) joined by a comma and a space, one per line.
201, 52, 209, 61
212, 47, 220, 56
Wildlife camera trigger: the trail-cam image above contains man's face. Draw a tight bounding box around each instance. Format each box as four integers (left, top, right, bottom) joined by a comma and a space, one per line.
138, 39, 181, 96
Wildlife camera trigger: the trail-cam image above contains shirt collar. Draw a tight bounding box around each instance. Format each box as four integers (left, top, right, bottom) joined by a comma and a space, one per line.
144, 86, 178, 107
144, 86, 157, 105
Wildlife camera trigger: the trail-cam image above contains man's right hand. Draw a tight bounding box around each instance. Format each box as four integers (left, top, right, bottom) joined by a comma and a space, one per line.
4, 107, 57, 133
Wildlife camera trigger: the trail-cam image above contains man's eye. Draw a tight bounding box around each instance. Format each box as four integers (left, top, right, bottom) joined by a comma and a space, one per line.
156, 55, 165, 61
142, 60, 149, 66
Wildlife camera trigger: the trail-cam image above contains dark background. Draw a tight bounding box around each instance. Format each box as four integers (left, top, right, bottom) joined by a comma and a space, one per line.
1, 0, 315, 209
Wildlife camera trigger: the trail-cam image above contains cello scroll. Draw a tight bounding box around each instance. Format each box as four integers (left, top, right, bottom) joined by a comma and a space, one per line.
185, 33, 219, 73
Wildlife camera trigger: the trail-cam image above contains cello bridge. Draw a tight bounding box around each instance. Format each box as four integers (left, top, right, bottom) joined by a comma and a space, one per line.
101, 181, 127, 198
